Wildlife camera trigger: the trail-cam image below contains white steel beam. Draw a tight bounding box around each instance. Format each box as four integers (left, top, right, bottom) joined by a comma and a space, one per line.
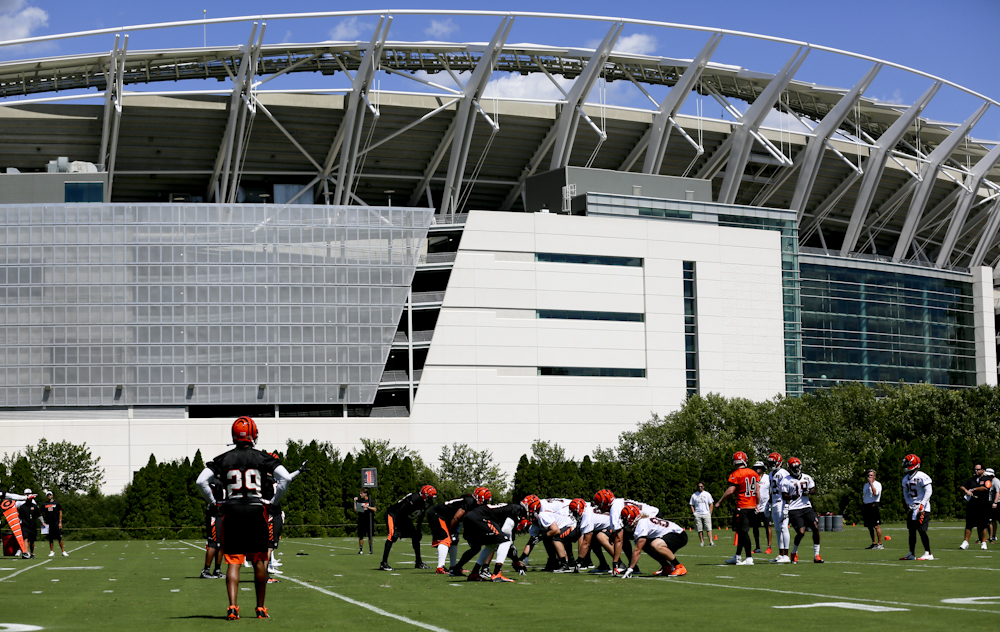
103, 35, 128, 202
715, 47, 809, 205
790, 63, 881, 220
970, 197, 1000, 267
97, 34, 121, 172
226, 25, 266, 202
839, 81, 940, 256
936, 141, 1000, 267
893, 102, 990, 261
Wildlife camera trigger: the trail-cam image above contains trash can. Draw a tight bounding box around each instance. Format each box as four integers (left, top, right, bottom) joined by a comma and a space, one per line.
831, 515, 844, 532
819, 515, 830, 531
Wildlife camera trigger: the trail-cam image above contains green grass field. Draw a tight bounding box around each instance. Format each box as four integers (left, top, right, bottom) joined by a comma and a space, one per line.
1, 523, 998, 631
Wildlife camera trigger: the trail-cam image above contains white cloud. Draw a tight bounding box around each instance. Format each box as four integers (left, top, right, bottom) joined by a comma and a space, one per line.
615, 33, 657, 56
329, 17, 371, 41
488, 72, 572, 101
424, 18, 458, 39
881, 89, 904, 105
0, 0, 47, 42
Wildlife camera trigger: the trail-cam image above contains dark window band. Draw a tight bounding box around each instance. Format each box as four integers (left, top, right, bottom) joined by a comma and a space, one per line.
538, 367, 645, 378
536, 309, 643, 322
535, 252, 642, 267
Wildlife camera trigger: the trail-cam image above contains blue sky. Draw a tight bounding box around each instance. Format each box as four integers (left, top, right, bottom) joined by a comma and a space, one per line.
1, 0, 998, 139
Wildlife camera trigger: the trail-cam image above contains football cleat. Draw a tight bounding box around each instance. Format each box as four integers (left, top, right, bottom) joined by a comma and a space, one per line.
491, 572, 515, 583
268, 566, 283, 574
668, 563, 687, 577
200, 568, 214, 579
552, 561, 574, 573
787, 458, 802, 478
874, 544, 884, 550
902, 454, 921, 473
774, 555, 791, 564
814, 555, 824, 563
593, 489, 615, 512
467, 570, 487, 582
982, 542, 988, 550
865, 544, 876, 549
379, 562, 394, 571
765, 547, 772, 554
621, 504, 642, 528
724, 556, 739, 565
231, 416, 258, 446
435, 566, 448, 575
900, 553, 917, 560
48, 551, 54, 557
733, 451, 748, 468
414, 562, 430, 570
736, 557, 754, 566
419, 485, 437, 501
266, 577, 280, 584
753, 548, 762, 554
213, 570, 225, 578
960, 540, 970, 550
917, 553, 934, 560
255, 607, 269, 618
226, 606, 239, 621
61, 551, 68, 557
449, 567, 469, 577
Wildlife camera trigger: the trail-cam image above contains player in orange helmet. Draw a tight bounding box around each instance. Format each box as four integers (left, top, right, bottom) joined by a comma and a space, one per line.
379, 484, 437, 571
715, 451, 759, 566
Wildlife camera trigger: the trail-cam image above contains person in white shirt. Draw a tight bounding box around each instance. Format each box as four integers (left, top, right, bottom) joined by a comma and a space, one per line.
900, 454, 934, 561
767, 452, 791, 563
780, 457, 823, 564
751, 462, 772, 554
862, 468, 884, 549
688, 483, 715, 547
987, 468, 1000, 542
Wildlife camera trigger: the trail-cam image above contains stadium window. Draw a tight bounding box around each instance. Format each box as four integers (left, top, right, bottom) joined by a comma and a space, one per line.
534, 252, 642, 267
538, 367, 646, 378
683, 261, 698, 398
65, 182, 103, 203
536, 309, 643, 322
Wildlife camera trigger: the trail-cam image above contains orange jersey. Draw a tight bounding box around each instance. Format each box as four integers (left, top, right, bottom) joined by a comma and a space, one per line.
728, 467, 760, 509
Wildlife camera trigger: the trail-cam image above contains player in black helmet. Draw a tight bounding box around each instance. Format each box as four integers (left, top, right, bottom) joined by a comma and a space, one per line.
196, 416, 294, 620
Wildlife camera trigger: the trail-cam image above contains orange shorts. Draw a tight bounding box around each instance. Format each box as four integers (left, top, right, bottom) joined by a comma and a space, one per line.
224, 551, 269, 565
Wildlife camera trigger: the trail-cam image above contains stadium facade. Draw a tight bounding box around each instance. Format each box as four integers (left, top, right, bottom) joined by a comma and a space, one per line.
0, 12, 997, 490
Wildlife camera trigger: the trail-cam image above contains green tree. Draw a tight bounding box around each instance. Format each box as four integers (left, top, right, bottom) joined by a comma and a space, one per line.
22, 439, 105, 493
435, 443, 508, 500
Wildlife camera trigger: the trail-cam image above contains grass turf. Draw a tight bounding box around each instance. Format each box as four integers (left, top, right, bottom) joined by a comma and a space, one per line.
0, 523, 998, 631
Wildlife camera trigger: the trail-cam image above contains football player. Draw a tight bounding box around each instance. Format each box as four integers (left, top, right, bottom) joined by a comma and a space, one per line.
593, 489, 659, 574
462, 498, 532, 582
195, 416, 295, 620
200, 480, 225, 579
767, 452, 792, 563
570, 498, 614, 571
619, 504, 688, 578
780, 457, 823, 563
900, 454, 934, 561
715, 451, 759, 565
262, 457, 306, 580
426, 487, 490, 575
379, 484, 437, 571
752, 461, 772, 554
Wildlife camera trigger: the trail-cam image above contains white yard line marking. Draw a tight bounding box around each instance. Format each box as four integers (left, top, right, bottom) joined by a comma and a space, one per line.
942, 596, 1000, 604
46, 566, 103, 570
636, 577, 1000, 614
0, 560, 51, 582
775, 602, 907, 612
283, 575, 451, 632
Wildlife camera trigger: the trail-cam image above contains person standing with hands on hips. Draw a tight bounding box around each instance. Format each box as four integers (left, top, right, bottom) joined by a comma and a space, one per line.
862, 469, 883, 549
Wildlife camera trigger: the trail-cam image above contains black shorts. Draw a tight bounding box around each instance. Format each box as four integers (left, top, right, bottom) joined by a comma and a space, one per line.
269, 510, 284, 549
386, 513, 418, 543
732, 508, 755, 533
907, 511, 931, 533
220, 502, 270, 556
862, 503, 881, 529
22, 528, 36, 544
464, 517, 510, 546
357, 511, 375, 538
789, 507, 818, 531
965, 505, 989, 531
555, 526, 580, 544
428, 512, 453, 546
753, 511, 771, 528
206, 516, 221, 549
46, 526, 62, 542
642, 531, 688, 554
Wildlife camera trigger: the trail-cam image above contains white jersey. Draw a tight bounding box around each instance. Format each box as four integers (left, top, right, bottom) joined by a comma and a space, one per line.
537, 509, 576, 532
781, 474, 816, 511
540, 498, 572, 516
862, 480, 882, 504
577, 504, 611, 534
902, 471, 932, 514
756, 474, 770, 512
632, 517, 683, 540
609, 498, 660, 531
769, 468, 789, 511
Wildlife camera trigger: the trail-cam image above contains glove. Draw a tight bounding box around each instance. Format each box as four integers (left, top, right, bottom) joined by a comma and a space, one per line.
299, 460, 310, 473
449, 533, 459, 546
622, 568, 634, 579
518, 566, 526, 576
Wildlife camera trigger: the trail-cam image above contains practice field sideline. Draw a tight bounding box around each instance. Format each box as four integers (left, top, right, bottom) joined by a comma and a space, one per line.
0, 524, 998, 631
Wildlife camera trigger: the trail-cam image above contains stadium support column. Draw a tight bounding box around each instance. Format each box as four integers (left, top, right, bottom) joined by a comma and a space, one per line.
407, 289, 414, 410
971, 266, 998, 386
969, 198, 1000, 267
205, 22, 261, 202
548, 22, 623, 170
637, 34, 721, 175
936, 144, 1000, 268
710, 47, 809, 205
893, 102, 990, 262
789, 63, 881, 221
438, 17, 513, 216
839, 82, 940, 256
98, 34, 127, 201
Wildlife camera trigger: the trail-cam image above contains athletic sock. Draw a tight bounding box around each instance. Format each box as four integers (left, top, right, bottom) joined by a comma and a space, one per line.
449, 544, 458, 567
437, 544, 449, 568
471, 563, 482, 576
381, 541, 392, 565
493, 562, 503, 575
813, 544, 820, 556
791, 542, 799, 555
496, 541, 512, 566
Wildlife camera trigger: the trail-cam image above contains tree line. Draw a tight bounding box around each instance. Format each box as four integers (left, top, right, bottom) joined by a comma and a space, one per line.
3, 383, 1000, 539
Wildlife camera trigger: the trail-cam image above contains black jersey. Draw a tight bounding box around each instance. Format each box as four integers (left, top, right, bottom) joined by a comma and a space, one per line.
428, 495, 477, 524
464, 502, 526, 526
387, 492, 429, 519
206, 446, 280, 503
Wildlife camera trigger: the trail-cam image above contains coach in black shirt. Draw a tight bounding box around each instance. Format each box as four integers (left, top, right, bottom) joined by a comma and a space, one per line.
41, 490, 67, 557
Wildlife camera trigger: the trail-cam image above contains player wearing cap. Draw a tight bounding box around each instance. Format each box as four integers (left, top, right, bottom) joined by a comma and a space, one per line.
767, 452, 791, 563
716, 451, 759, 566
619, 504, 688, 578
379, 484, 437, 571
780, 458, 823, 564
196, 416, 295, 620
900, 454, 934, 561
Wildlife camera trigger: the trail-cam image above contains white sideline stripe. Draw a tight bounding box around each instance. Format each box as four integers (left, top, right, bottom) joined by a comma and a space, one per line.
775, 602, 908, 612
0, 542, 92, 582
46, 566, 103, 570
283, 575, 451, 632
179, 540, 206, 551
636, 577, 1000, 614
